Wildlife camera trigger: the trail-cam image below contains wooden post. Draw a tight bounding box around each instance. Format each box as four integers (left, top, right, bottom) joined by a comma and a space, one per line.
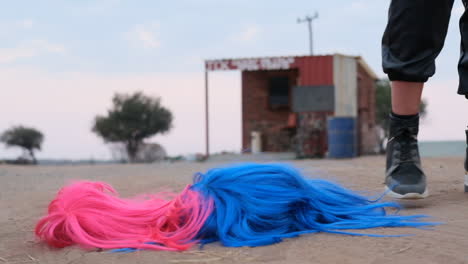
205, 70, 210, 157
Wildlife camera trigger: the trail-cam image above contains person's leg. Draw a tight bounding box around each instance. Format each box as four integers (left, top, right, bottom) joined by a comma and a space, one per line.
458, 0, 468, 98
391, 81, 424, 115
459, 1, 468, 192
382, 0, 454, 199
383, 0, 454, 82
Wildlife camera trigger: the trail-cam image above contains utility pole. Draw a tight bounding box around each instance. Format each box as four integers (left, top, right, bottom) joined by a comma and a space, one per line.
297, 12, 319, 55
205, 70, 210, 158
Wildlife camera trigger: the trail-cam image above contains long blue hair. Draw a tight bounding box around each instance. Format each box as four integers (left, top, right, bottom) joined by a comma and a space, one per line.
191, 163, 435, 247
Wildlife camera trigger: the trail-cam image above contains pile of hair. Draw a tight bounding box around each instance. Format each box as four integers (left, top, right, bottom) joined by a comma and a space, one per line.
35, 163, 435, 252
35, 182, 212, 251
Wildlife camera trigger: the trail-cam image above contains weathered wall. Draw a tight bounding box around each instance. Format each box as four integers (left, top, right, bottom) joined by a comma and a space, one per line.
333, 55, 358, 117
242, 69, 298, 152
240, 55, 378, 155
357, 63, 378, 154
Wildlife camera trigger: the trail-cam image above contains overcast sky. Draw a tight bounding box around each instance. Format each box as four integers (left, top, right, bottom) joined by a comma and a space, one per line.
1, 0, 467, 160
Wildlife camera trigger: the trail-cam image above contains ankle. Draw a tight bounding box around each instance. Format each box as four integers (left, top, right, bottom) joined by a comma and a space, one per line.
391, 112, 419, 120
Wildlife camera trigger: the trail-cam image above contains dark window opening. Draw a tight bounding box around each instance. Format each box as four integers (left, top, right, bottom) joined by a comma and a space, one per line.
268, 76, 290, 109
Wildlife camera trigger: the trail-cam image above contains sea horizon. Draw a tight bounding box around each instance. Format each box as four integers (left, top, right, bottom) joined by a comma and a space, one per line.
419, 140, 466, 157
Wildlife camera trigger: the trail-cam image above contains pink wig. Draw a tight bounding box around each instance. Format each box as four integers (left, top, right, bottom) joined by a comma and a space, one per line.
35, 181, 213, 251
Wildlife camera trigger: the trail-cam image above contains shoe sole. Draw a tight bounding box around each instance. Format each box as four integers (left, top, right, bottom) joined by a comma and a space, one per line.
384, 186, 429, 199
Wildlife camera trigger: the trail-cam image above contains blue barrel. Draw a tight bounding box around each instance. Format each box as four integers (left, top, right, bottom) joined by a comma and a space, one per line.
327, 117, 357, 158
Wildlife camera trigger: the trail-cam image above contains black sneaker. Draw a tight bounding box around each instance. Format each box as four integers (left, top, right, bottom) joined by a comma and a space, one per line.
385, 114, 428, 199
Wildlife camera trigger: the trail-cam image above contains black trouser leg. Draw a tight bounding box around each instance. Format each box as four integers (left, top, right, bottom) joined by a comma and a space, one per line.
458, 0, 468, 96
382, 0, 454, 82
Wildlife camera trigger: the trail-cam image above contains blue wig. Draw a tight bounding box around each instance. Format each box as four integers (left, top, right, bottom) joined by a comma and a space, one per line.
191, 163, 435, 247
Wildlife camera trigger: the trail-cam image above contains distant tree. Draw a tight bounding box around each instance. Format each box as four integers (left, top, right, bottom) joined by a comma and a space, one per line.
110, 142, 167, 163
376, 79, 427, 153
92, 92, 173, 162
1, 126, 44, 164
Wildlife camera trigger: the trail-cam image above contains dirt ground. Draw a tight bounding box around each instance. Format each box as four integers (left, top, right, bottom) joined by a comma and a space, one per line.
1, 156, 468, 264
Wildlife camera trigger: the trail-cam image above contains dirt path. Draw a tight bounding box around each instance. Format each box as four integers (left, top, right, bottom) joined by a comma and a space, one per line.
1, 156, 467, 264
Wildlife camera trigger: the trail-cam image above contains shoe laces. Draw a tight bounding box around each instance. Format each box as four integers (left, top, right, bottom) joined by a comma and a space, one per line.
394, 129, 417, 163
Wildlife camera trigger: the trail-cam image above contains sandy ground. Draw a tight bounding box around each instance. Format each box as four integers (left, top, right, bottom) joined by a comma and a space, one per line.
1, 156, 468, 264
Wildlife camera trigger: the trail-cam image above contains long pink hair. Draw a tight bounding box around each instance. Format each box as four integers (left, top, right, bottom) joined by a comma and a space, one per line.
35, 181, 213, 251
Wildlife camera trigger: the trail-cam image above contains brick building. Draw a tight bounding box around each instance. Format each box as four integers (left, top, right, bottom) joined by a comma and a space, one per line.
205, 54, 379, 157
